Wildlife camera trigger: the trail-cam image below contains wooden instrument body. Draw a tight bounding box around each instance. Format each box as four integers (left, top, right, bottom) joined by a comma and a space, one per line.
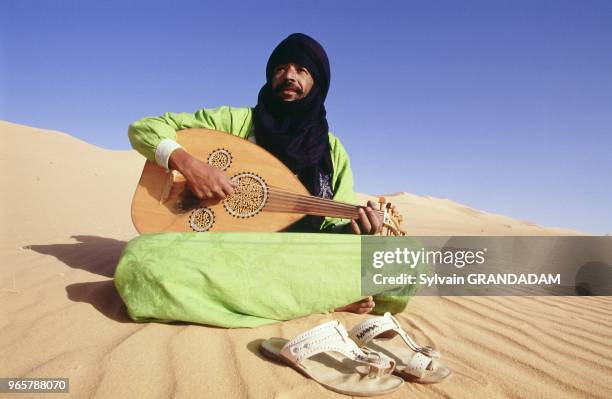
131, 128, 311, 234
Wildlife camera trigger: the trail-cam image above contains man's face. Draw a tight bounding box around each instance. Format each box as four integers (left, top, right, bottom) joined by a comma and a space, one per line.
271, 62, 314, 101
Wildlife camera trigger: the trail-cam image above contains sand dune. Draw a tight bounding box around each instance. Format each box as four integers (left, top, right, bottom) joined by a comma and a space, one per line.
356, 192, 586, 236
1, 120, 609, 398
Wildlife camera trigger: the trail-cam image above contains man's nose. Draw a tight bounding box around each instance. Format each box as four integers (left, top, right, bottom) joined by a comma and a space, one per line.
284, 65, 298, 80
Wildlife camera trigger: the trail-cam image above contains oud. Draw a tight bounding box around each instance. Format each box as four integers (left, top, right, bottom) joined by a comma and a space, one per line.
131, 128, 406, 236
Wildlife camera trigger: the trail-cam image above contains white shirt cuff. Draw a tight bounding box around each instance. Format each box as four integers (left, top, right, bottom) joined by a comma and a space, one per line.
155, 139, 183, 170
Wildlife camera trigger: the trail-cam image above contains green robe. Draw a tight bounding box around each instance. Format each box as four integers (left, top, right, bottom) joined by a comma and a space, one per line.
116, 107, 413, 328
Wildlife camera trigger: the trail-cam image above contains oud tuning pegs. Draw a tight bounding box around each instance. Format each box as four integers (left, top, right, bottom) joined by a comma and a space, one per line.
374, 198, 407, 236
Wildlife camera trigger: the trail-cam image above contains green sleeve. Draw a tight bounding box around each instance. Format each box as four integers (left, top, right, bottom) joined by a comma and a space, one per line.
128, 106, 253, 161
320, 133, 359, 232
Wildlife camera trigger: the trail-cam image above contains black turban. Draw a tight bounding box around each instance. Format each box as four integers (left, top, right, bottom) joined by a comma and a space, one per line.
253, 33, 333, 232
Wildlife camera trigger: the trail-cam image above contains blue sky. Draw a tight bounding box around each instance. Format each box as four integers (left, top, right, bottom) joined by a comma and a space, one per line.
1, 0, 611, 234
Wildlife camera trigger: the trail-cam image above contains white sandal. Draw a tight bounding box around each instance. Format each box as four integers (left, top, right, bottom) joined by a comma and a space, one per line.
260, 320, 403, 396
349, 312, 452, 384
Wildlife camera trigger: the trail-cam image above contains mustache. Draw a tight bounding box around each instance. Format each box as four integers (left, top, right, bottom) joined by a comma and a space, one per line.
274, 80, 304, 95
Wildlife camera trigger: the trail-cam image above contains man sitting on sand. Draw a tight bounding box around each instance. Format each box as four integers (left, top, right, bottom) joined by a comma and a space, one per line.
128, 33, 383, 315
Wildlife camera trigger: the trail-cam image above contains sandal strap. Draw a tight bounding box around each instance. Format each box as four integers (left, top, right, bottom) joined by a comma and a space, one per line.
349, 312, 401, 347
280, 320, 395, 376
349, 312, 441, 359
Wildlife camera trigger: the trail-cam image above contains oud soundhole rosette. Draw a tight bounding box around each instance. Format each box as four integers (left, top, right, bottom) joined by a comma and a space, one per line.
189, 207, 215, 232
207, 148, 232, 171
223, 172, 268, 218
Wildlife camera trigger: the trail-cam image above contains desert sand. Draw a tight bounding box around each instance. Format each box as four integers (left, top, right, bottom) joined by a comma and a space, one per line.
1, 120, 610, 398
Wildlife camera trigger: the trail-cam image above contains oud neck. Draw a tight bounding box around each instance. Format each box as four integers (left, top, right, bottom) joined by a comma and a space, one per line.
266, 186, 383, 220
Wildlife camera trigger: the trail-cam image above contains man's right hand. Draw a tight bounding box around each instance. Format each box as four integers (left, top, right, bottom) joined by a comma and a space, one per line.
169, 148, 235, 200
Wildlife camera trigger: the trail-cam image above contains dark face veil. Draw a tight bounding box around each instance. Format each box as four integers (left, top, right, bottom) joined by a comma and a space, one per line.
253, 33, 334, 232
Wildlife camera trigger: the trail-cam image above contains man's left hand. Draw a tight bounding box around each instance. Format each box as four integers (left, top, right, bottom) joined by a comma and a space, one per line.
347, 200, 382, 235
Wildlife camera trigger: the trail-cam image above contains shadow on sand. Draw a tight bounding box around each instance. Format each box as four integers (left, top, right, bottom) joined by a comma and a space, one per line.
26, 235, 132, 322
65, 280, 132, 323
26, 235, 127, 278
